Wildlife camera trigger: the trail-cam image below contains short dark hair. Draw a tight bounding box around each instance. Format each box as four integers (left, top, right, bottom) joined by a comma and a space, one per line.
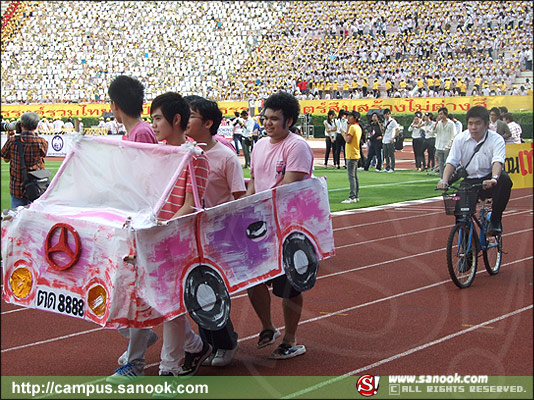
349, 110, 361, 122
384, 108, 391, 115
438, 107, 449, 116
466, 106, 490, 123
150, 92, 190, 131
108, 75, 145, 118
503, 112, 514, 122
499, 106, 508, 114
489, 107, 501, 117
189, 97, 223, 135
263, 91, 300, 128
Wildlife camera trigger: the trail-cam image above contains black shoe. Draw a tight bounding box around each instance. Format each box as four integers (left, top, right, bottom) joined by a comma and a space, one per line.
486, 221, 502, 236
178, 342, 212, 377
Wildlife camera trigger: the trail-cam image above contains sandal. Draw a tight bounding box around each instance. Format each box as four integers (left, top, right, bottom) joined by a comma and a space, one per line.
257, 328, 281, 349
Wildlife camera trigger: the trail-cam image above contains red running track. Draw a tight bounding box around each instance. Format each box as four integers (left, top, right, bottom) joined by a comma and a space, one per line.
1, 188, 532, 380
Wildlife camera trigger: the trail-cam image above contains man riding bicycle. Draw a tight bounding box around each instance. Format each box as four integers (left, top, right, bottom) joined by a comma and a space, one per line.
436, 106, 513, 236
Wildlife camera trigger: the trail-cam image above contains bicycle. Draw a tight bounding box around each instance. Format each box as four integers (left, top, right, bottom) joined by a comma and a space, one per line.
440, 181, 503, 288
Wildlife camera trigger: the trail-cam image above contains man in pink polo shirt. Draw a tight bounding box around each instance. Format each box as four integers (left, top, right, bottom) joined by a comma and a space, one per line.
185, 96, 246, 367
246, 92, 314, 360
108, 75, 158, 144
107, 75, 159, 383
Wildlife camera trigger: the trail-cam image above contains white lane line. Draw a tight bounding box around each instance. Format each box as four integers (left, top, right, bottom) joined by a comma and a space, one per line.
1, 308, 27, 315
1, 327, 102, 353
328, 179, 439, 193
333, 210, 443, 232
282, 304, 533, 399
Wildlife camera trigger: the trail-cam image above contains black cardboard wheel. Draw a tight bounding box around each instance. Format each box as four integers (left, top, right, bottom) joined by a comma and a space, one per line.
184, 265, 230, 330
282, 232, 319, 292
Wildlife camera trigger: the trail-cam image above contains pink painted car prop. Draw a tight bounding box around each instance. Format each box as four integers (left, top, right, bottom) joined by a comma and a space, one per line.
2, 135, 335, 330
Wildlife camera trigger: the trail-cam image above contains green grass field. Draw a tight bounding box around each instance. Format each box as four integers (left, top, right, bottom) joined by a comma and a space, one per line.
1, 161, 441, 213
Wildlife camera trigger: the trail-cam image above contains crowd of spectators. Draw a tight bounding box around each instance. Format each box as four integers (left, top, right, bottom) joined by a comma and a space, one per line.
1, 1, 532, 104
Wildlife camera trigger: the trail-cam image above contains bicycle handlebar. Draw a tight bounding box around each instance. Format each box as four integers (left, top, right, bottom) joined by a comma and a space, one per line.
435, 181, 485, 192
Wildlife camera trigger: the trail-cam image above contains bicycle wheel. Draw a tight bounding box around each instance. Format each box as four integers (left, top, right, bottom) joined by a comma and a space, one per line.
447, 223, 478, 288
483, 234, 502, 275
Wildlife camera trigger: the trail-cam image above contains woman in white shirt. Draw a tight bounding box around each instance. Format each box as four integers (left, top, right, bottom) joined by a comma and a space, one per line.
323, 110, 337, 167
333, 110, 347, 169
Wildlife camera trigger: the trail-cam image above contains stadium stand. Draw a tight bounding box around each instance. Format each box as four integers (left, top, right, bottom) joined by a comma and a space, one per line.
1, 1, 532, 104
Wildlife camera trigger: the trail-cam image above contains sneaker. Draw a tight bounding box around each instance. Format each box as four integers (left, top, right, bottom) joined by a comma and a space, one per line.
352, 197, 359, 203
269, 343, 306, 360
201, 351, 216, 366
106, 362, 144, 384
211, 344, 239, 367
159, 371, 177, 376
387, 169, 394, 173
341, 198, 353, 204
380, 169, 388, 172
118, 330, 158, 366
178, 342, 212, 377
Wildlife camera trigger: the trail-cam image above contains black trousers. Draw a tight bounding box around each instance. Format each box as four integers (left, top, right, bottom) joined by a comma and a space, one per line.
198, 316, 238, 351
462, 171, 513, 224
423, 138, 435, 168
412, 137, 425, 169
333, 134, 346, 167
324, 136, 333, 165
364, 142, 382, 170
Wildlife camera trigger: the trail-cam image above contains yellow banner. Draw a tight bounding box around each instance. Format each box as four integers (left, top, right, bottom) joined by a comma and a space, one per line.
505, 143, 533, 189
1, 96, 531, 119
0, 101, 249, 119
298, 95, 533, 115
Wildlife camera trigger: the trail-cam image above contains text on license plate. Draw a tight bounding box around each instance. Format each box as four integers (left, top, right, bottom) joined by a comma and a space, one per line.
35, 287, 84, 318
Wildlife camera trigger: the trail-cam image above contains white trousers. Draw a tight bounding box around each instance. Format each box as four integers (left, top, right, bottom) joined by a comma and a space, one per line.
159, 315, 203, 375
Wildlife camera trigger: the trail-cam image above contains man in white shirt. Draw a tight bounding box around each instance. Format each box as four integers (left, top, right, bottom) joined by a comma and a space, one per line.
381, 108, 401, 172
240, 109, 255, 169
437, 106, 513, 235
52, 117, 65, 133
432, 107, 456, 179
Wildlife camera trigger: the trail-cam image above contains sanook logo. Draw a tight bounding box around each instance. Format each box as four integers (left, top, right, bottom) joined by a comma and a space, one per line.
356, 375, 380, 397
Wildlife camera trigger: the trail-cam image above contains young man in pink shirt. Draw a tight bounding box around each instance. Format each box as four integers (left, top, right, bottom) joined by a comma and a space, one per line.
107, 75, 159, 383
185, 96, 246, 367
108, 75, 158, 144
246, 92, 314, 359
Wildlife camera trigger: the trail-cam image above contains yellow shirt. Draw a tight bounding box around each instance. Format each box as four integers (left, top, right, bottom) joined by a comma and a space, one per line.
400, 80, 407, 89
345, 123, 361, 159
417, 79, 425, 89
385, 80, 392, 90
426, 78, 434, 88
343, 82, 349, 91
352, 80, 358, 89
373, 80, 379, 90
434, 78, 441, 88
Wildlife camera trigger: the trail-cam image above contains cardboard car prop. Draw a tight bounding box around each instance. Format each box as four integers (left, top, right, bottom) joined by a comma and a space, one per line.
1, 135, 335, 330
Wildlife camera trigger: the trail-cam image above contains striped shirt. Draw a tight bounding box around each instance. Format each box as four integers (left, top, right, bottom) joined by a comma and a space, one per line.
157, 153, 209, 221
